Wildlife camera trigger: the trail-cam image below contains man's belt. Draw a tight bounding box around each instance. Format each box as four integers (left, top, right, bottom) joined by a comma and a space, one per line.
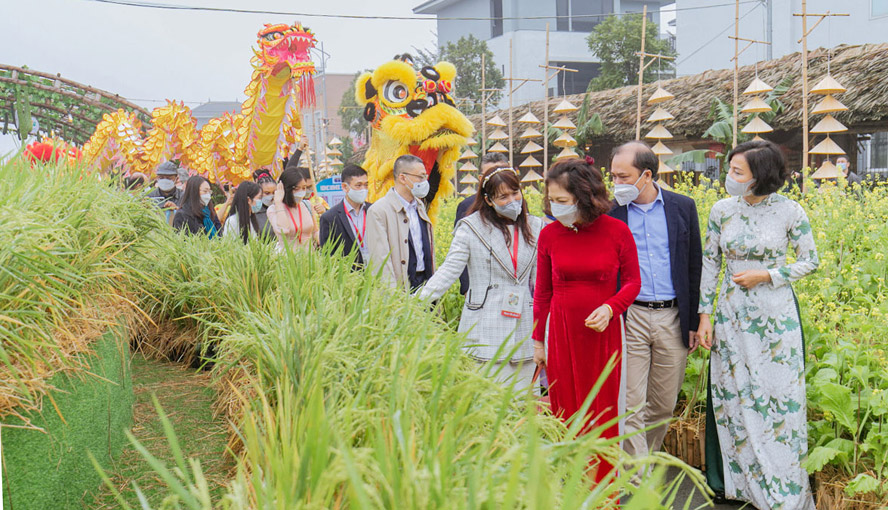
633, 298, 678, 309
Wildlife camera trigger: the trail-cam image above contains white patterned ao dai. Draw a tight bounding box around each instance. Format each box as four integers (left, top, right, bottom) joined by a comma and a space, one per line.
699, 194, 819, 510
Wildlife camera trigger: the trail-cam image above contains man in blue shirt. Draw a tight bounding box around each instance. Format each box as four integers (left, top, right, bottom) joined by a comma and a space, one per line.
608, 141, 703, 457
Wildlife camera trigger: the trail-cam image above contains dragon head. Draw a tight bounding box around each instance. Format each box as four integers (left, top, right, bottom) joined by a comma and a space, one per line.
356, 55, 474, 219
254, 22, 317, 78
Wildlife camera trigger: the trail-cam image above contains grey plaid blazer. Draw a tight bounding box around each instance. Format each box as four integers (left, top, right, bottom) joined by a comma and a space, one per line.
419, 213, 543, 362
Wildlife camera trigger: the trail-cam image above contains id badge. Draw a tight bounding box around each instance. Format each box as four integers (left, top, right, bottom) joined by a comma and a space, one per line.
501, 284, 524, 318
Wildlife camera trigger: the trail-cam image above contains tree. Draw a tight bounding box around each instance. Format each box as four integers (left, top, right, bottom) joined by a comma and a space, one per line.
338, 71, 370, 136
586, 14, 676, 92
439, 35, 504, 116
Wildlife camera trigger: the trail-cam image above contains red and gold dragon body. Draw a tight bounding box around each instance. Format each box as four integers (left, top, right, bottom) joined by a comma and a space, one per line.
82, 22, 317, 183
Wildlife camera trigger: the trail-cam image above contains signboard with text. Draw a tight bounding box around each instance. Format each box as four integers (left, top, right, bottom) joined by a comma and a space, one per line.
317, 175, 345, 207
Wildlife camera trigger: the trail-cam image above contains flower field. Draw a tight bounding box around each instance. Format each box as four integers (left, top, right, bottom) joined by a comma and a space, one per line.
433, 176, 888, 508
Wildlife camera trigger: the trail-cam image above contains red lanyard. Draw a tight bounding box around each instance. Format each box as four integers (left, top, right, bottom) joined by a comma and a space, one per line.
343, 204, 367, 247
509, 226, 519, 278
286, 204, 304, 241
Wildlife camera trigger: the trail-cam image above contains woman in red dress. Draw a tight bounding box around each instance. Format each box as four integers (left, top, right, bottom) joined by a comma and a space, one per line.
533, 158, 641, 481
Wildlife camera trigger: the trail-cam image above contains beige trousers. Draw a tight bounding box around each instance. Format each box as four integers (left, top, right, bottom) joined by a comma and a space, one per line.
623, 304, 687, 457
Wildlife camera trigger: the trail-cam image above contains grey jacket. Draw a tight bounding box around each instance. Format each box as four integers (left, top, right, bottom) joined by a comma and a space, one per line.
419, 213, 543, 362
366, 189, 436, 290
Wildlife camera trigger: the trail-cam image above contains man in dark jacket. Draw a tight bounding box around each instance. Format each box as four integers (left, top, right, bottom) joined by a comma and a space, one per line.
453, 152, 509, 293
148, 161, 183, 223
607, 141, 703, 457
319, 164, 372, 266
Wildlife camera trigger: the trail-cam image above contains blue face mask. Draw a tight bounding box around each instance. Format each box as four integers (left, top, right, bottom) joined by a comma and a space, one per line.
251, 199, 263, 213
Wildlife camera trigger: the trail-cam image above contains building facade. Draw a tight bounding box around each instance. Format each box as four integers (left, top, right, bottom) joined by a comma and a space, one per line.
676, 0, 888, 77
414, 0, 672, 107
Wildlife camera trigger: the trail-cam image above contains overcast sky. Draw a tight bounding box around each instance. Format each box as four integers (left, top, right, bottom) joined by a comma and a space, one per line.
1, 0, 437, 154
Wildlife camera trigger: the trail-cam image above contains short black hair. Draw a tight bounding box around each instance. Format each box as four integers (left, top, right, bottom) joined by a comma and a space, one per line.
393, 154, 424, 177
728, 140, 789, 196
341, 164, 367, 184
611, 141, 660, 179
480, 152, 508, 167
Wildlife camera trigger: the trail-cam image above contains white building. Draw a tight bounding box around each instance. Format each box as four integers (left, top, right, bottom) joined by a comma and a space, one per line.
413, 0, 673, 107
676, 0, 888, 77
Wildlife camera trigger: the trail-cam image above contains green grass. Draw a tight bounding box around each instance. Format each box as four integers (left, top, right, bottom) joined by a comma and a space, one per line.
1, 327, 133, 509
88, 354, 233, 509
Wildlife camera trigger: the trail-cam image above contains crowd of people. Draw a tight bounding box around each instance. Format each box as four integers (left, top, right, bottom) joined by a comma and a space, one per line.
137, 138, 819, 510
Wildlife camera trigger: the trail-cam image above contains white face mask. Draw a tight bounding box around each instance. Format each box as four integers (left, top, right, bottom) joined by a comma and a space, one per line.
725, 174, 756, 197
410, 179, 430, 199
292, 190, 308, 201
156, 178, 175, 192
347, 187, 369, 205
550, 202, 578, 227
200, 193, 212, 206
613, 171, 649, 206
493, 197, 523, 221
261, 195, 274, 206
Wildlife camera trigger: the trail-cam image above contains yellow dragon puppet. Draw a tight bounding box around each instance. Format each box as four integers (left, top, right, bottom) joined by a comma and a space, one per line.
355, 54, 474, 219
82, 22, 317, 183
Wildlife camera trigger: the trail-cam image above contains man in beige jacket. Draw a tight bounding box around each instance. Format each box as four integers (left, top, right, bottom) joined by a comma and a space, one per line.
366, 154, 436, 290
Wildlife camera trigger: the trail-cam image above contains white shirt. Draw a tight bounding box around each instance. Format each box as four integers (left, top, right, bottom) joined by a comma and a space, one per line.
344, 198, 369, 262
222, 213, 257, 239
396, 193, 425, 272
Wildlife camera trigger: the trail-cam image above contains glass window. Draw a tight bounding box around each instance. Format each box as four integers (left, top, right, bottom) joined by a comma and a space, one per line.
491, 0, 503, 37
556, 0, 570, 31
571, 0, 613, 32
552, 61, 601, 95
874, 0, 888, 17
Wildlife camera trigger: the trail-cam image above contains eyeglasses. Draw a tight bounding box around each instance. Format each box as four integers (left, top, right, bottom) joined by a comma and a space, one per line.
402, 172, 428, 182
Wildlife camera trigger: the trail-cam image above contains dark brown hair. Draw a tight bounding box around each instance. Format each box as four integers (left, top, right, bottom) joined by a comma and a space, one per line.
544, 158, 611, 224
468, 164, 535, 246
728, 139, 789, 195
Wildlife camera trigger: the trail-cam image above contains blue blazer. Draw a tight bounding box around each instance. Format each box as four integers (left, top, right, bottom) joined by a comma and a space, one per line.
609, 189, 703, 347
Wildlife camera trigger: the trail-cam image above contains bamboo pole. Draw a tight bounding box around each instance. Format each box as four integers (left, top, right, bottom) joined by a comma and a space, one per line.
801, 0, 809, 192
508, 38, 514, 168
481, 53, 486, 155
544, 23, 550, 177
733, 0, 740, 148
635, 5, 648, 141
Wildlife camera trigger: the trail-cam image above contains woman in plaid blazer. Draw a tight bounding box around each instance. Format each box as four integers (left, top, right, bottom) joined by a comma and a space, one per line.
418, 165, 543, 389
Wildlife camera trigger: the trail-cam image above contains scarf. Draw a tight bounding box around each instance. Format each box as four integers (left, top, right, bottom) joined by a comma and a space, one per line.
202, 206, 218, 239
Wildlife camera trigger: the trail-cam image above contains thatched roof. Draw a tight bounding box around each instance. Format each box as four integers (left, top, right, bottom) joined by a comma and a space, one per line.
471, 42, 888, 144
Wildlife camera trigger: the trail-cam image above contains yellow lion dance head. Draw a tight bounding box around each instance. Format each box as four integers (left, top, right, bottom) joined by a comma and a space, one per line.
356, 55, 474, 219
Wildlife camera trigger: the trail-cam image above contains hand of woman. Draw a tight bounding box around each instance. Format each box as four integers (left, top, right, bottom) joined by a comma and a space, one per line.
533, 341, 546, 368
731, 269, 771, 289
584, 304, 613, 332
696, 314, 713, 350
312, 200, 325, 215
274, 181, 285, 204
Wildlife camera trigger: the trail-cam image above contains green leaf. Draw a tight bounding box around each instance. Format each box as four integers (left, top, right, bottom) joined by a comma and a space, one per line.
844, 473, 881, 497
817, 382, 856, 433
802, 446, 842, 473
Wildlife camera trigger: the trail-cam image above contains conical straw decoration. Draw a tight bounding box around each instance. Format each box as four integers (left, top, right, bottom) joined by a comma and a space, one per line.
552, 116, 576, 130
741, 97, 772, 114
555, 147, 579, 160
741, 116, 773, 134
811, 75, 847, 95
487, 115, 507, 127
657, 160, 676, 174
459, 161, 478, 172
812, 95, 849, 115
553, 99, 579, 113
810, 136, 846, 155
520, 141, 543, 153
553, 133, 578, 148
487, 142, 509, 153
742, 77, 774, 95
521, 169, 544, 182
518, 112, 541, 123
488, 128, 508, 140
459, 149, 477, 160
520, 127, 543, 139
645, 124, 673, 139
459, 186, 477, 196
460, 174, 479, 185
648, 86, 675, 104
810, 161, 842, 180
810, 115, 848, 134
647, 107, 675, 122
651, 141, 673, 156
519, 155, 542, 167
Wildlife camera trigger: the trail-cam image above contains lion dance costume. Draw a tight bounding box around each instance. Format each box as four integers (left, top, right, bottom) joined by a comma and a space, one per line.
82, 22, 317, 183
355, 55, 474, 219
